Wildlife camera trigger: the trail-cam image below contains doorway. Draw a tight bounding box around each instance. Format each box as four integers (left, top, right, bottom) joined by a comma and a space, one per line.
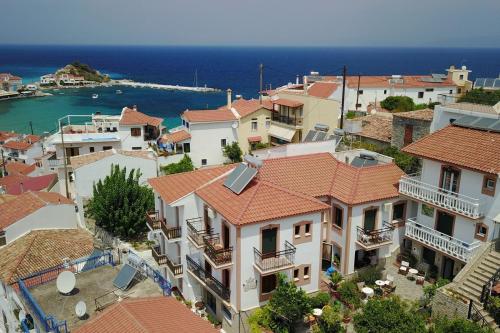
322, 242, 333, 271
222, 224, 230, 249
440, 166, 460, 193
364, 208, 377, 232
436, 211, 454, 236
262, 227, 278, 256
442, 257, 455, 280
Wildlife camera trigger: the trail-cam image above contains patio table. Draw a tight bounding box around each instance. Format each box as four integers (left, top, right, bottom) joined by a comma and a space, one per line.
375, 280, 386, 287
313, 308, 323, 317
408, 268, 419, 276
362, 287, 374, 298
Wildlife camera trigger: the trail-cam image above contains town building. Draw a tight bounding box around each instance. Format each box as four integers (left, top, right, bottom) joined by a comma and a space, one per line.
0, 134, 43, 165
0, 73, 22, 92
391, 108, 434, 148
57, 73, 85, 85
147, 151, 407, 332
431, 102, 500, 132
40, 74, 57, 85
399, 120, 500, 280
0, 172, 57, 195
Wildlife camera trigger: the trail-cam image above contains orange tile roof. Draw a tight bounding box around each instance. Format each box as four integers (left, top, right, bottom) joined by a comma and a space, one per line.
273, 98, 304, 108
2, 140, 32, 150
182, 108, 237, 123
5, 161, 36, 175
148, 164, 235, 204
70, 149, 155, 169
0, 229, 93, 284
356, 114, 393, 143
402, 125, 500, 174
160, 130, 191, 144
0, 173, 57, 195
226, 98, 272, 118
0, 131, 18, 143
119, 107, 163, 126
0, 191, 73, 230
196, 178, 329, 226
308, 82, 338, 98
248, 136, 262, 142
74, 296, 219, 333
346, 75, 456, 89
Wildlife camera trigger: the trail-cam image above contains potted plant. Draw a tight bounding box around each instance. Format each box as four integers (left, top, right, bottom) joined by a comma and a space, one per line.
342, 309, 352, 324
330, 271, 343, 290
333, 255, 340, 268
184, 300, 192, 309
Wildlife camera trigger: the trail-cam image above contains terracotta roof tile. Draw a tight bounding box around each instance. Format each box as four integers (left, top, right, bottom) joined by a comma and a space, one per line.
119, 107, 163, 126
182, 108, 237, 123
160, 130, 191, 144
273, 98, 304, 108
0, 229, 93, 284
226, 98, 272, 118
0, 191, 73, 230
393, 108, 434, 121
356, 114, 393, 143
0, 173, 57, 195
402, 125, 500, 174
70, 149, 155, 169
74, 296, 219, 333
346, 75, 456, 89
0, 131, 18, 143
2, 140, 32, 150
307, 82, 338, 98
5, 161, 36, 175
149, 165, 235, 204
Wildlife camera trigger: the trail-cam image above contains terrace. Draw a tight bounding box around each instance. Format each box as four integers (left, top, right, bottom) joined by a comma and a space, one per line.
253, 241, 296, 274
203, 234, 233, 268
187, 217, 212, 248
186, 256, 230, 302
355, 223, 395, 250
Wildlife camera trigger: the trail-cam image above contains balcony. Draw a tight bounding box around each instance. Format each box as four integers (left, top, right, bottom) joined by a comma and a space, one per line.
356, 223, 395, 250
399, 175, 483, 219
166, 255, 183, 278
187, 217, 212, 248
271, 113, 303, 127
161, 223, 182, 241
151, 246, 167, 266
146, 210, 163, 231
47, 156, 65, 168
186, 255, 230, 302
253, 241, 296, 274
203, 234, 233, 268
405, 218, 481, 262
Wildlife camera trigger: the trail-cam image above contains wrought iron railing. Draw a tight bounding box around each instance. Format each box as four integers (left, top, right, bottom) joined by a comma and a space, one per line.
186, 255, 230, 301
468, 299, 490, 328
151, 246, 167, 266
187, 217, 212, 247
356, 223, 394, 247
127, 250, 172, 296
271, 113, 303, 126
480, 263, 500, 325
203, 234, 233, 266
254, 241, 296, 272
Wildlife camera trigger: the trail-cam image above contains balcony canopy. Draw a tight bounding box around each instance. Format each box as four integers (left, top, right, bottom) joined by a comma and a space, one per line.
268, 124, 296, 142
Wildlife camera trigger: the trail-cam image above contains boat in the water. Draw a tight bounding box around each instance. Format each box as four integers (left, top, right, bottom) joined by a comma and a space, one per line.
92, 94, 99, 99
116, 90, 123, 94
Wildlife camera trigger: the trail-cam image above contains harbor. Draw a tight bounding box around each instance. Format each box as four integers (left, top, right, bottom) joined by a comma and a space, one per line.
111, 79, 221, 92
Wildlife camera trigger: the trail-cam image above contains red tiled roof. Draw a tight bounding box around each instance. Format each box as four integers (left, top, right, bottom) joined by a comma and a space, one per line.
2, 140, 32, 150
70, 149, 155, 169
0, 131, 18, 142
5, 161, 36, 175
346, 75, 456, 89
0, 229, 93, 284
248, 136, 262, 142
273, 98, 304, 108
74, 296, 219, 333
149, 165, 235, 204
402, 125, 500, 174
392, 108, 434, 121
182, 108, 236, 123
356, 115, 393, 143
0, 173, 57, 195
226, 98, 273, 117
0, 191, 73, 230
196, 178, 329, 226
160, 130, 191, 144
119, 107, 163, 126
308, 82, 338, 98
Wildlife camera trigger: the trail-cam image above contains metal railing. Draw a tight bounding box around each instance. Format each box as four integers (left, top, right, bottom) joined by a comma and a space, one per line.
186, 255, 230, 301
405, 218, 481, 262
480, 262, 500, 325
253, 241, 296, 272
127, 250, 171, 296
166, 256, 183, 276
162, 223, 182, 240
356, 223, 394, 247
203, 234, 233, 266
271, 113, 303, 126
399, 175, 483, 218
187, 217, 212, 247
47, 157, 65, 167
146, 210, 163, 230
468, 299, 490, 328
151, 245, 167, 266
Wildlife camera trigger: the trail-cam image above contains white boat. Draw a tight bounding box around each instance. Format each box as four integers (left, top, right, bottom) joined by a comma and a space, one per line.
92, 94, 99, 99
116, 90, 122, 94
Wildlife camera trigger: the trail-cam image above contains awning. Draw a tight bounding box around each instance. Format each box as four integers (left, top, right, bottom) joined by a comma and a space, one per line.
248, 136, 262, 143
268, 125, 296, 142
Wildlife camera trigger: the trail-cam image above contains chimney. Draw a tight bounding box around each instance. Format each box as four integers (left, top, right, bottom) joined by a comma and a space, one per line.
227, 89, 232, 109
296, 75, 299, 85
303, 76, 308, 93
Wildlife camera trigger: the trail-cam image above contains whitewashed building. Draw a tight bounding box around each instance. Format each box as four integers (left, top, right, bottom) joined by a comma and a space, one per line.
431, 102, 500, 132
1, 134, 43, 165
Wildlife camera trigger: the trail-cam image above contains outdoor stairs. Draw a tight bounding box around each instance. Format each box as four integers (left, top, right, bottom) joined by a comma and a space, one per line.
456, 250, 500, 332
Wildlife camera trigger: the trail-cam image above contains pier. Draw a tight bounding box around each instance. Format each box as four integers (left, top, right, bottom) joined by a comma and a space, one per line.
112, 79, 220, 93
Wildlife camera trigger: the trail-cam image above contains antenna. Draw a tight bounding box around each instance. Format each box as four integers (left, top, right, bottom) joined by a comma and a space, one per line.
56, 271, 76, 294
75, 301, 87, 318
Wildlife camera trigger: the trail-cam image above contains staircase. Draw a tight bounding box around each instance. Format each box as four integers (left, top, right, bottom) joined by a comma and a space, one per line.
456, 247, 500, 332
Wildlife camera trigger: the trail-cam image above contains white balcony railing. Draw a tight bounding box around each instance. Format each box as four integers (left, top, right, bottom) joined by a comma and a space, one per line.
47, 158, 65, 167
399, 175, 483, 219
405, 218, 481, 262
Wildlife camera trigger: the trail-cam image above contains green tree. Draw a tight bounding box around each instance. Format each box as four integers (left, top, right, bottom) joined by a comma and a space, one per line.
160, 154, 194, 175
423, 278, 450, 306
353, 297, 426, 333
380, 96, 416, 112
317, 303, 345, 333
430, 316, 494, 333
458, 88, 500, 106
85, 165, 154, 239
382, 146, 420, 174
223, 142, 243, 163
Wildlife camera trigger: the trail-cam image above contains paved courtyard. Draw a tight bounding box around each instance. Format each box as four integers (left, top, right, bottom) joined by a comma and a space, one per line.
384, 263, 429, 301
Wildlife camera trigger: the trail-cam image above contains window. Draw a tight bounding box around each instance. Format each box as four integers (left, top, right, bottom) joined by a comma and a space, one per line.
201, 159, 207, 166
294, 225, 300, 236
261, 274, 277, 294
222, 305, 232, 321
333, 206, 343, 229
459, 74, 464, 80
383, 90, 387, 94
294, 265, 312, 286
293, 269, 299, 281
421, 204, 434, 217
449, 89, 453, 94
103, 146, 112, 151
304, 266, 310, 278
475, 223, 488, 241
265, 117, 271, 129
457, 88, 462, 94
440, 166, 460, 193
418, 92, 424, 99
130, 128, 141, 137
425, 88, 434, 92
89, 147, 95, 153
183, 142, 191, 153
251, 119, 258, 132
221, 139, 227, 147
305, 223, 310, 235
392, 202, 406, 222
293, 221, 313, 245
206, 292, 216, 313
363, 208, 378, 232
358, 90, 364, 95
0, 231, 5, 246
449, 118, 456, 124
356, 103, 362, 108
482, 175, 496, 196
222, 269, 230, 288
132, 146, 142, 150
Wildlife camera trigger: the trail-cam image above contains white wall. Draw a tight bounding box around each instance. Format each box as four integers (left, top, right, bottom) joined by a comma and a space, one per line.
0, 281, 24, 333
431, 104, 500, 132
119, 125, 150, 150
188, 122, 238, 167
252, 140, 336, 160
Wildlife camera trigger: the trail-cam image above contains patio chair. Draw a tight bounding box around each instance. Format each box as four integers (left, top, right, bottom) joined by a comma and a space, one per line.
399, 261, 409, 275
386, 274, 394, 286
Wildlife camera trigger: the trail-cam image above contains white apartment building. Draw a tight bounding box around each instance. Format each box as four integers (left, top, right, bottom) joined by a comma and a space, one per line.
40, 74, 57, 85
147, 150, 407, 332
1, 134, 43, 165
431, 102, 500, 132
399, 119, 500, 280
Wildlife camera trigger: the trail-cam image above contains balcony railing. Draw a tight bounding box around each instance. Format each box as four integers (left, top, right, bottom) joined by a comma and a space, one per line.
161, 223, 182, 240
186, 255, 230, 301
146, 210, 163, 230
253, 241, 296, 273
399, 175, 483, 219
151, 246, 167, 266
203, 234, 233, 266
47, 157, 65, 167
166, 255, 183, 277
271, 113, 303, 126
187, 217, 213, 247
405, 218, 481, 262
356, 223, 395, 248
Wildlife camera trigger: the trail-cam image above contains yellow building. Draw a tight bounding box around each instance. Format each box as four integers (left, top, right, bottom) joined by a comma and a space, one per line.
446, 65, 473, 95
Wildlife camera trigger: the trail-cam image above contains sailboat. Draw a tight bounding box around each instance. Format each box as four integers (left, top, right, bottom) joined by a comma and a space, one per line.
92, 94, 99, 99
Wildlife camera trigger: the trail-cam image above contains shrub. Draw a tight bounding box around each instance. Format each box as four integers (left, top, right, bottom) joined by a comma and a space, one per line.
430, 316, 494, 333
458, 88, 500, 106
309, 292, 331, 309
160, 154, 194, 175
248, 307, 273, 333
330, 271, 343, 286
317, 304, 345, 333
357, 266, 382, 286
423, 278, 450, 305
346, 111, 357, 119
338, 281, 361, 309
223, 142, 243, 163
381, 146, 420, 174
380, 96, 415, 112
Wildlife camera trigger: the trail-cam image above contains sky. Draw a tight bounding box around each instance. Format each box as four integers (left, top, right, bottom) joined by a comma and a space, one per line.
1, 0, 500, 47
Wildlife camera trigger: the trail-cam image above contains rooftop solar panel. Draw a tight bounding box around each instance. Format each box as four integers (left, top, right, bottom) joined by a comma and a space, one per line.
491, 120, 500, 132
230, 167, 258, 194
484, 78, 495, 88
303, 130, 317, 142
494, 79, 500, 88
453, 116, 500, 133
223, 163, 247, 188
351, 157, 379, 168
315, 131, 327, 141
475, 78, 486, 87
113, 264, 138, 290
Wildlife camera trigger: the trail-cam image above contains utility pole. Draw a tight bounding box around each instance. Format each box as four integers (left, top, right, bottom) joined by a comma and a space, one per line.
340, 65, 347, 129
355, 74, 361, 111
1, 149, 6, 176
59, 119, 70, 199
259, 63, 264, 104
29, 121, 34, 135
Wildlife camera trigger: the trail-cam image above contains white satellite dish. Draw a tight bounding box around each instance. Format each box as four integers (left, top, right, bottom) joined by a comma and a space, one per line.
231, 121, 238, 129
56, 271, 76, 294
75, 301, 87, 318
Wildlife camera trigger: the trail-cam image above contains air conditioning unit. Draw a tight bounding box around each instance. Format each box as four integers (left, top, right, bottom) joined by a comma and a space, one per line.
383, 202, 393, 212
207, 207, 216, 219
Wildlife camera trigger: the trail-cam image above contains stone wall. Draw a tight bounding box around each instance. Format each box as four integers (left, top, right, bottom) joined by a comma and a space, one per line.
391, 117, 431, 149
431, 285, 470, 320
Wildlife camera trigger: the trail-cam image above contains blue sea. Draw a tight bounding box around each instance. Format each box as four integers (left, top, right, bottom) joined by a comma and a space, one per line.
1, 45, 500, 134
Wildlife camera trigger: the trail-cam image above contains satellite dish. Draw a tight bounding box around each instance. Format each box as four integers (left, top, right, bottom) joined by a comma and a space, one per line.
56, 271, 76, 294
19, 310, 26, 321
231, 121, 238, 129
75, 301, 87, 318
